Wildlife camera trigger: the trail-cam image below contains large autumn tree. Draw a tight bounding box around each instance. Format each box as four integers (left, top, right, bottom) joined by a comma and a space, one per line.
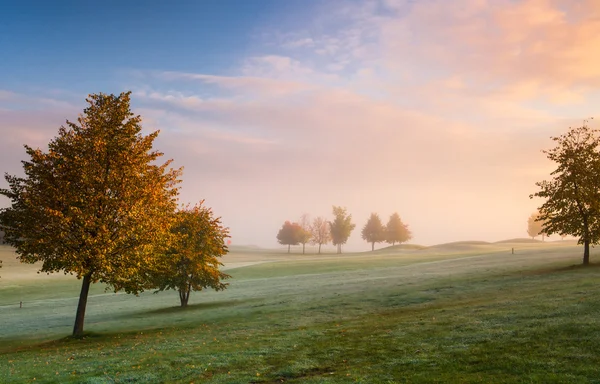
277, 221, 302, 253
310, 216, 331, 254
148, 202, 230, 307
330, 206, 355, 254
0, 92, 181, 335
531, 122, 600, 265
362, 213, 386, 251
385, 212, 412, 246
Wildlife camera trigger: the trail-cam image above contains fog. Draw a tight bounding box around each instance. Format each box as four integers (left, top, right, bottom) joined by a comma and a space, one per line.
2, 0, 600, 251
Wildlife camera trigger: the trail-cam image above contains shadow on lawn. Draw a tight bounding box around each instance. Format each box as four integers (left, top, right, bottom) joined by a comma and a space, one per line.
520, 261, 600, 276
139, 298, 259, 316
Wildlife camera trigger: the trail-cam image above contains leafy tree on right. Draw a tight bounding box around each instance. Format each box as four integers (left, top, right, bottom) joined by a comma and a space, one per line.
385, 212, 412, 246
362, 213, 386, 251
531, 121, 600, 265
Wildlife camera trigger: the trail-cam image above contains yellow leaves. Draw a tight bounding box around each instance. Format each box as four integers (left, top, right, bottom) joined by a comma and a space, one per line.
0, 92, 182, 295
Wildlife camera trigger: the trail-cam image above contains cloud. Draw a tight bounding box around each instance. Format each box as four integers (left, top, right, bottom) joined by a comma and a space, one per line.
158, 71, 314, 97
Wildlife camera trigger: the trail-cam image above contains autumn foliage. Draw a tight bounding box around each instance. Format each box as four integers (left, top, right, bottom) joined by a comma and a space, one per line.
0, 92, 182, 335
147, 202, 230, 307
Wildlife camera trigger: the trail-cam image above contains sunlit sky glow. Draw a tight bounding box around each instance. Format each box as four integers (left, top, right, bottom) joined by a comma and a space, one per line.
1, 0, 599, 250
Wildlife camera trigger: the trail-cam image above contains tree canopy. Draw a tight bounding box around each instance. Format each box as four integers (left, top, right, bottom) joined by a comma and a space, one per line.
361, 213, 386, 251
276, 221, 303, 253
148, 202, 230, 307
310, 216, 331, 254
330, 206, 356, 254
385, 212, 412, 246
0, 92, 181, 335
527, 211, 545, 240
531, 121, 600, 265
297, 214, 312, 254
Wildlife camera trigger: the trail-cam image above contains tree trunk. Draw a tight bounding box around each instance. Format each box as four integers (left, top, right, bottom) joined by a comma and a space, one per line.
179, 288, 190, 307
302, 243, 305, 254
72, 273, 92, 336
371, 242, 374, 251
287, 244, 290, 253
318, 243, 322, 254
583, 239, 590, 266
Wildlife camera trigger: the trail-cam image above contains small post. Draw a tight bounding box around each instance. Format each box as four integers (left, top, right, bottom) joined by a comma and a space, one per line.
20, 301, 22, 308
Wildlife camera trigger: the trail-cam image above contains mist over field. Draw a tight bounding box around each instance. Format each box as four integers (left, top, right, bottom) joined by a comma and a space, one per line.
1, 0, 599, 251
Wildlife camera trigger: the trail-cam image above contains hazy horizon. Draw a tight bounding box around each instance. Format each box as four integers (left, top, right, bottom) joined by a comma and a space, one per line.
1, 0, 599, 251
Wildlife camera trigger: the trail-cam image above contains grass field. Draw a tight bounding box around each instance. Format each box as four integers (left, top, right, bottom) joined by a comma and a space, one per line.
1, 240, 600, 383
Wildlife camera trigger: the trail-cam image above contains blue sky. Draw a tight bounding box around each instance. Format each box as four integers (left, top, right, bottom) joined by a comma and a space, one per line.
0, 0, 307, 92
1, 0, 600, 250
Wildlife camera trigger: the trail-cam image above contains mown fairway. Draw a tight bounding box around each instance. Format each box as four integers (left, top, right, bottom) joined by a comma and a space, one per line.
1, 241, 600, 383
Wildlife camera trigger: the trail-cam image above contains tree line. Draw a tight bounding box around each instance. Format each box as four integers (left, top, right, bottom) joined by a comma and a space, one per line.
0, 92, 230, 336
277, 209, 412, 253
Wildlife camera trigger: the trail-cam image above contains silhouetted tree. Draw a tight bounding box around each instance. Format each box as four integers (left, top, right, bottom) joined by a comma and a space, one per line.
330, 206, 356, 254
148, 202, 230, 307
362, 213, 386, 251
310, 216, 331, 254
0, 92, 181, 335
385, 212, 412, 245
531, 120, 600, 265
277, 221, 302, 253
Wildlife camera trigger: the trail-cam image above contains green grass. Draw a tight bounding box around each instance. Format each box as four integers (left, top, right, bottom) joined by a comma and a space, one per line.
1, 242, 600, 383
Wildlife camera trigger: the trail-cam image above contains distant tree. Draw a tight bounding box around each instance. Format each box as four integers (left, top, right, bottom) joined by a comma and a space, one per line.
330, 206, 356, 254
530, 121, 600, 265
148, 202, 230, 307
385, 212, 412, 246
298, 214, 312, 254
277, 221, 302, 253
527, 212, 545, 240
310, 216, 331, 254
0, 92, 181, 336
361, 213, 386, 251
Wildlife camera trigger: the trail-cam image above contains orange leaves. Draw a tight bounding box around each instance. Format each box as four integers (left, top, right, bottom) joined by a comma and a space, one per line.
0, 91, 181, 294
146, 201, 230, 305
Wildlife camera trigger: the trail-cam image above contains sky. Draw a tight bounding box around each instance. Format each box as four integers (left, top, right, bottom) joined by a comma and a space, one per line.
1, 0, 600, 251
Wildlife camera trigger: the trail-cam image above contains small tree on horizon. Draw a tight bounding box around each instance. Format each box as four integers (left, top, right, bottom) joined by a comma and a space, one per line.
310, 216, 331, 254
330, 206, 356, 254
531, 121, 600, 265
362, 213, 386, 251
385, 212, 412, 246
298, 214, 312, 254
527, 211, 545, 240
276, 221, 302, 253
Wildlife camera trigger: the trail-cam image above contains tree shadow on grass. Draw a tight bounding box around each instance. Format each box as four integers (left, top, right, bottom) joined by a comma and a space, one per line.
142, 299, 247, 315
520, 262, 600, 277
